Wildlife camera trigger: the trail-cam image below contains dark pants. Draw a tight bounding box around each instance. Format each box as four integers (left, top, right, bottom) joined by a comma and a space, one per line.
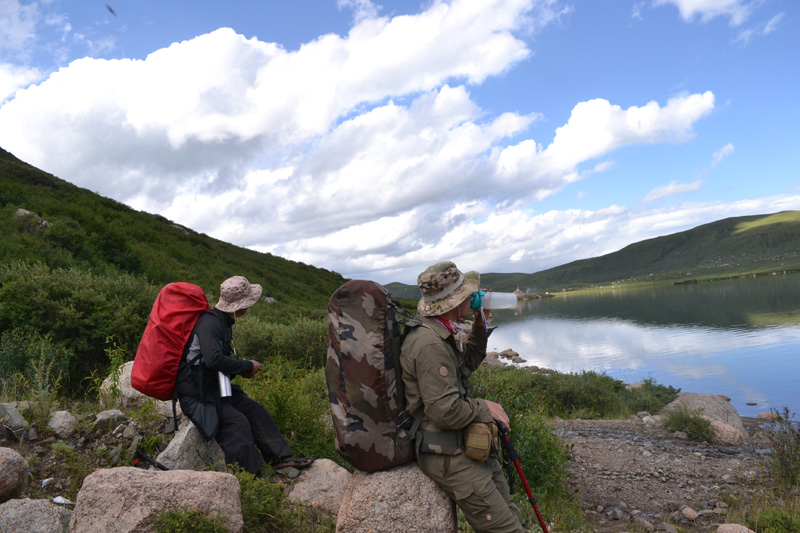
215, 387, 293, 476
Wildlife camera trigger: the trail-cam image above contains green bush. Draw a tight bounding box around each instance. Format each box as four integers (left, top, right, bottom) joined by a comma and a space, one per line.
233, 316, 328, 368
153, 507, 228, 533
234, 470, 336, 532
626, 376, 681, 414
747, 504, 800, 533
763, 408, 800, 487
664, 405, 716, 442
472, 366, 678, 421
0, 261, 157, 393
0, 328, 72, 396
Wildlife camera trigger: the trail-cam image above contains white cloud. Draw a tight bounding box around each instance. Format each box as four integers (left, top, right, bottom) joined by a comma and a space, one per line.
643, 180, 703, 202
710, 142, 734, 167
631, 2, 646, 21
654, 0, 754, 26
0, 62, 41, 102
734, 12, 784, 46
338, 0, 380, 23
3, 0, 789, 285
0, 0, 40, 54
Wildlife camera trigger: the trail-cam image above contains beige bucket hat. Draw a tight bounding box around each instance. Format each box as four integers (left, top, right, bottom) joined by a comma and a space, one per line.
417, 261, 480, 317
215, 276, 262, 313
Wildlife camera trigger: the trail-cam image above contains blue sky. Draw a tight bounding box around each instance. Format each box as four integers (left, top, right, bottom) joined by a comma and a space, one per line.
1, 0, 798, 285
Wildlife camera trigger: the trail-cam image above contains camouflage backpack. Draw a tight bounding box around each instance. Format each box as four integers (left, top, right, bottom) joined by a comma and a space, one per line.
325, 280, 421, 472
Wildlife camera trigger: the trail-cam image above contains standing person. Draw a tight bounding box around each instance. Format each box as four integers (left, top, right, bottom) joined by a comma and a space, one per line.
175, 275, 313, 476
401, 261, 525, 533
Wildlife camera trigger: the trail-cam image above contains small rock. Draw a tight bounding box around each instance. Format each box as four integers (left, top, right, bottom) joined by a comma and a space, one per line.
94, 410, 125, 429
634, 516, 655, 532
756, 411, 780, 422
717, 394, 731, 402
607, 508, 624, 520
47, 411, 77, 439
716, 524, 755, 533
681, 506, 698, 520
656, 522, 677, 533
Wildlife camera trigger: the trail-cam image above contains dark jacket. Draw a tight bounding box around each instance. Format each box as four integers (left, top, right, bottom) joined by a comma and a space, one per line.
175, 309, 255, 440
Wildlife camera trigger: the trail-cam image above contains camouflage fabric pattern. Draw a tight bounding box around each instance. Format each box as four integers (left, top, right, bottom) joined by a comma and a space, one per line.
416, 261, 480, 317
417, 420, 464, 455
325, 280, 414, 472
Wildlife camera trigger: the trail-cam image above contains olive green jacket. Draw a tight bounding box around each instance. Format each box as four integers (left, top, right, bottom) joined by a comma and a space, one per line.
400, 315, 494, 442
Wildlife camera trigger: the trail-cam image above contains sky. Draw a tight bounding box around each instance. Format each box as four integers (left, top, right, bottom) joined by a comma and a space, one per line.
1, 0, 798, 285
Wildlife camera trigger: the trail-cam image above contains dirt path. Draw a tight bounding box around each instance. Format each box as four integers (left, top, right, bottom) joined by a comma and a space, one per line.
553, 416, 765, 532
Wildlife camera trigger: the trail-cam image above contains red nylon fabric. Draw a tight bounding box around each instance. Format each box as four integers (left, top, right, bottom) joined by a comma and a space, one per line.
131, 282, 210, 401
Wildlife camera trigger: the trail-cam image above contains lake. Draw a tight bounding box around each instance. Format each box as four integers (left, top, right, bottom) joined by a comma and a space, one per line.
486, 273, 800, 418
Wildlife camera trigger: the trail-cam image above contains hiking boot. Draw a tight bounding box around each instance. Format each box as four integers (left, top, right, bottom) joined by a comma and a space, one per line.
273, 456, 314, 469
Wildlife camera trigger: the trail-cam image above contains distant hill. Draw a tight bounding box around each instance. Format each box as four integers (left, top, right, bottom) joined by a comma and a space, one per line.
0, 146, 345, 317
387, 211, 800, 297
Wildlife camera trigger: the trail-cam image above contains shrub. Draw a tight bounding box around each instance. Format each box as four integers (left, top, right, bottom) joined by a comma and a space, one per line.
763, 407, 800, 487
746, 501, 800, 533
472, 366, 678, 420
626, 376, 681, 414
0, 261, 157, 393
234, 470, 336, 532
153, 507, 228, 533
664, 405, 715, 442
233, 316, 328, 368
0, 328, 72, 399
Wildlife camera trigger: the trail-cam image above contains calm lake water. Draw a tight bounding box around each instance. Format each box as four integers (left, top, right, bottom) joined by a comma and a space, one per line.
486, 274, 800, 418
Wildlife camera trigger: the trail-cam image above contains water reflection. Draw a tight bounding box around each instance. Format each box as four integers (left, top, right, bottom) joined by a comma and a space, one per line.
487, 274, 800, 417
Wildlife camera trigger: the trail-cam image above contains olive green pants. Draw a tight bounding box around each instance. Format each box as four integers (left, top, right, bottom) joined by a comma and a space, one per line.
418, 452, 525, 533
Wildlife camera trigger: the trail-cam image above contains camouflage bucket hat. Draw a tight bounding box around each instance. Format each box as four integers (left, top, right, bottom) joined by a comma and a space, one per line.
417, 261, 480, 317
215, 276, 262, 313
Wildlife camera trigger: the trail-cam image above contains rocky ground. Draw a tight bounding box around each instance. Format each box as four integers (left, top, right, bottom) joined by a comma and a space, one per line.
553, 415, 767, 532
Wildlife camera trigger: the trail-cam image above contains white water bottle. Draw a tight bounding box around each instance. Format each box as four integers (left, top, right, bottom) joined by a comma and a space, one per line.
218, 372, 232, 398
481, 292, 518, 309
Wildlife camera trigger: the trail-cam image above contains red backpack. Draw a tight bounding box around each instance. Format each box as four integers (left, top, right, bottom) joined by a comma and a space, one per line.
132, 283, 210, 401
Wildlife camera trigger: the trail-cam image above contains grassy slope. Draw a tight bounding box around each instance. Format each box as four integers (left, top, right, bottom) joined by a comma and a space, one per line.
388, 211, 800, 297
0, 147, 345, 317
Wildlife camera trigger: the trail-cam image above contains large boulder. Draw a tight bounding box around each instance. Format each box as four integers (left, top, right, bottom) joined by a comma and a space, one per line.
0, 498, 72, 532
101, 361, 181, 418
69, 467, 243, 532
287, 458, 351, 515
336, 463, 456, 532
663, 393, 748, 442
0, 448, 28, 503
155, 421, 225, 471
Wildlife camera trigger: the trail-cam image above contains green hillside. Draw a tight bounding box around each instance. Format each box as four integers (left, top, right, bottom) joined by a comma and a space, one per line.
0, 146, 345, 314
1, 146, 346, 391
512, 211, 800, 292
387, 211, 800, 296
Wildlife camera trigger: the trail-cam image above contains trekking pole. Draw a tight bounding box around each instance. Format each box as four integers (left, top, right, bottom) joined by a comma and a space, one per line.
133, 447, 170, 471
496, 423, 549, 533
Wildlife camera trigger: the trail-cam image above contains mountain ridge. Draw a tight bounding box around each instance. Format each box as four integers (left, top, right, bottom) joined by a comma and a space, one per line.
386, 210, 800, 298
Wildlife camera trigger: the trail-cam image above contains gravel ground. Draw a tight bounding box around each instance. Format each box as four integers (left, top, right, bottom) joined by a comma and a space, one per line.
553, 416, 767, 532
